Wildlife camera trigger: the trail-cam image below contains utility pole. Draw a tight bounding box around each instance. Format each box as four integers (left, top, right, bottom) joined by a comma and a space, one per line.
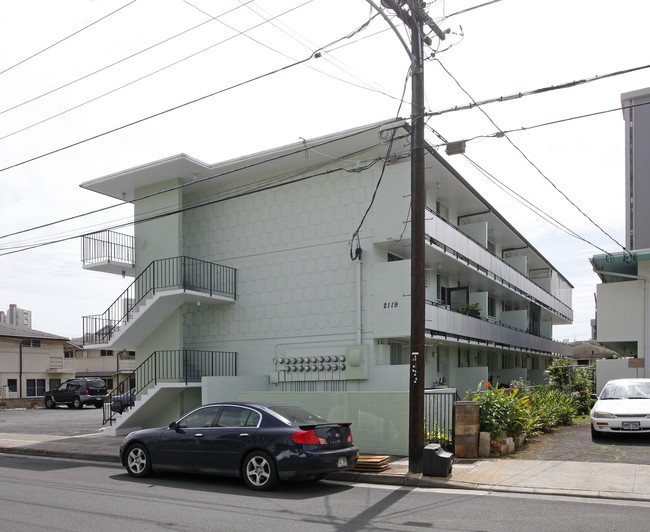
381, 0, 444, 474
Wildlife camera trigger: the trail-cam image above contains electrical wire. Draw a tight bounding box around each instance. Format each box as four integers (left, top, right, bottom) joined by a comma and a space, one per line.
0, 0, 138, 76
434, 58, 629, 256
462, 152, 614, 255
424, 63, 650, 119
0, 1, 256, 118
0, 51, 318, 174
0, 1, 314, 144
1, 123, 391, 245
235, 0, 403, 105
465, 100, 650, 140
438, 0, 503, 22
0, 144, 393, 257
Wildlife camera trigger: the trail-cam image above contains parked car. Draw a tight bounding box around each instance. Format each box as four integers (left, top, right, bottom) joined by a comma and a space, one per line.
590, 378, 650, 439
120, 402, 359, 490
43, 378, 107, 409
111, 388, 136, 414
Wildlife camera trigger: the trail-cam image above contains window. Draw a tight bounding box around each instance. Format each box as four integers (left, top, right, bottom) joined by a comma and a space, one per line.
178, 406, 220, 428
390, 343, 409, 365
7, 379, 17, 393
217, 406, 261, 428
100, 350, 114, 357
488, 297, 496, 318
26, 379, 45, 397
104, 378, 114, 389
64, 350, 74, 359
21, 339, 41, 348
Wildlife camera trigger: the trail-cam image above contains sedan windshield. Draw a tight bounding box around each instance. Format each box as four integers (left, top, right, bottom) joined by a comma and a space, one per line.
267, 405, 328, 425
600, 381, 650, 400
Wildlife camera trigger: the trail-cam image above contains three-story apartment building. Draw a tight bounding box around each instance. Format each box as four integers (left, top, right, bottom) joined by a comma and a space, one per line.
80, 120, 573, 435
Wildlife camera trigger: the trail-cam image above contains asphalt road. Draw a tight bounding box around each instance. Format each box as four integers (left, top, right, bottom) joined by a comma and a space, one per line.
512, 416, 650, 465
0, 453, 648, 532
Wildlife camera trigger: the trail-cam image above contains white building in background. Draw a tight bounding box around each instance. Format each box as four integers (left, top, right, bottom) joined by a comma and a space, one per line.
621, 87, 650, 251
590, 88, 650, 378
0, 304, 32, 329
79, 120, 573, 436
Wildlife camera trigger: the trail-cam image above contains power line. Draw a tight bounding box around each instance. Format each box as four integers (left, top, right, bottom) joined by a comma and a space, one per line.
0, 0, 139, 76
424, 62, 650, 119
0, 138, 392, 257
0, 123, 391, 247
0, 2, 255, 118
470, 100, 650, 140
0, 53, 316, 174
0, 1, 315, 144
438, 0, 504, 21
434, 58, 629, 255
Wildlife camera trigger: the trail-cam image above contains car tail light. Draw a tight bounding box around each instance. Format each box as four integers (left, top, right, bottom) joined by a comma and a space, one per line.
347, 429, 354, 443
292, 430, 327, 446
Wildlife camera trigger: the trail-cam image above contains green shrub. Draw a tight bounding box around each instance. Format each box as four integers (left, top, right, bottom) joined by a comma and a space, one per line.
546, 360, 595, 415
424, 421, 453, 451
468, 378, 579, 442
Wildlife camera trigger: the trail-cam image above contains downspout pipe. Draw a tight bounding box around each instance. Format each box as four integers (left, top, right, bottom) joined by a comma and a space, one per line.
19, 341, 23, 397
592, 266, 649, 378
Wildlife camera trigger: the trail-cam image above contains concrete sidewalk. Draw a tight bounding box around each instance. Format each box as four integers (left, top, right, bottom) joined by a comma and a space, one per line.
1, 430, 649, 502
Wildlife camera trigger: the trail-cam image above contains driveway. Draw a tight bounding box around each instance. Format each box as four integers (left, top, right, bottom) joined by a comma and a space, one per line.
512, 416, 650, 465
0, 406, 105, 436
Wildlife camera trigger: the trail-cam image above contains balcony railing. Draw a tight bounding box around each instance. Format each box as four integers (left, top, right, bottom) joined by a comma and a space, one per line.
103, 349, 237, 425
425, 301, 573, 356
83, 256, 236, 345
425, 208, 573, 322
81, 230, 135, 267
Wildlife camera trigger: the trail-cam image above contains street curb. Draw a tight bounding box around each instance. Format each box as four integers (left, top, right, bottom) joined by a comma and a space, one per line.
0, 446, 121, 463
327, 470, 650, 502
3, 445, 650, 503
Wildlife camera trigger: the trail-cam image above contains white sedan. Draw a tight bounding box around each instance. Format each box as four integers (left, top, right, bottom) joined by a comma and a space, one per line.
590, 378, 650, 439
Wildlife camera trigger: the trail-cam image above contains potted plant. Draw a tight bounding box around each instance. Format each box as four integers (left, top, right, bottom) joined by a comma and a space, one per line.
460, 302, 481, 318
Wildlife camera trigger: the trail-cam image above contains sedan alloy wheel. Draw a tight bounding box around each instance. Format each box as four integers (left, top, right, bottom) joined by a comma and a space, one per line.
242, 451, 278, 491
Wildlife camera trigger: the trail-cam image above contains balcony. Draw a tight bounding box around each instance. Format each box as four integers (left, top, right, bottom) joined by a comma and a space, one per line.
423, 212, 573, 323
426, 303, 572, 357
81, 230, 135, 277
83, 256, 236, 349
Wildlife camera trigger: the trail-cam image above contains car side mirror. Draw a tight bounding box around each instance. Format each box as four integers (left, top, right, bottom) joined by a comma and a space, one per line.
169, 421, 178, 430
590, 394, 598, 400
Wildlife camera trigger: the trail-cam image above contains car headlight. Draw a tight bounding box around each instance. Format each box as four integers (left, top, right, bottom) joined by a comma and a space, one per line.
592, 411, 615, 419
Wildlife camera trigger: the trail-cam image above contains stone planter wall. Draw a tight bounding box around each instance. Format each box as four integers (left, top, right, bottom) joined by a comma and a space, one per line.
0, 398, 42, 410
454, 401, 480, 458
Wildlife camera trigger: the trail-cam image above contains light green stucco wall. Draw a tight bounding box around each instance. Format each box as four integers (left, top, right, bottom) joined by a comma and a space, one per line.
137, 309, 183, 356
134, 178, 183, 274
239, 391, 409, 455
146, 387, 202, 427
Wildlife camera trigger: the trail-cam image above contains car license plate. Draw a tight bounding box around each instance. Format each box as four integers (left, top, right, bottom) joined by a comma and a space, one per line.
622, 422, 640, 430
337, 457, 348, 468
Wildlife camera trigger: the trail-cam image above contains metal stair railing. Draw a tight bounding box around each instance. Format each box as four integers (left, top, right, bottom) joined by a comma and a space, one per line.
103, 349, 237, 425
83, 256, 236, 345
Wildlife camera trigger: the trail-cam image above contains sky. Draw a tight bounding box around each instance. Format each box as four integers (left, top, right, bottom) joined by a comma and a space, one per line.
1, 0, 649, 341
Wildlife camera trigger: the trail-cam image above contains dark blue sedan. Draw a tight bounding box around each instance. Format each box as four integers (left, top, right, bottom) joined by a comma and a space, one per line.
119, 402, 359, 490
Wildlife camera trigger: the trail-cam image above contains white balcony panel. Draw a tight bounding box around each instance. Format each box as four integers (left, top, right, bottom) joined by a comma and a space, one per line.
425, 215, 572, 321
82, 260, 135, 277
426, 305, 572, 356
